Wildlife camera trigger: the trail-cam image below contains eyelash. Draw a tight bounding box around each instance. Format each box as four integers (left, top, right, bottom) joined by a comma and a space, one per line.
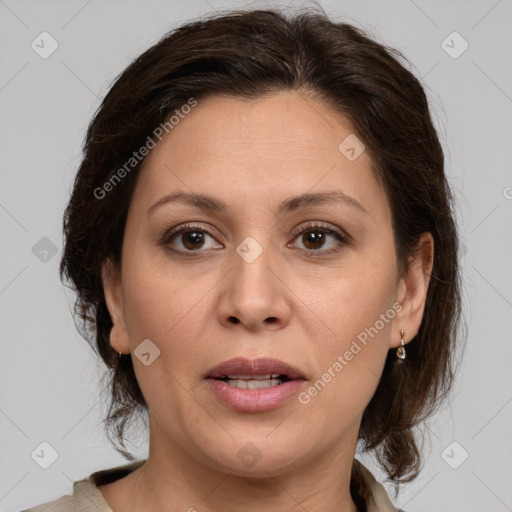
161, 221, 350, 257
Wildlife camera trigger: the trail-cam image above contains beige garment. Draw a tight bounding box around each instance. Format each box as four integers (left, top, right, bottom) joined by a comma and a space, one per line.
22, 458, 402, 512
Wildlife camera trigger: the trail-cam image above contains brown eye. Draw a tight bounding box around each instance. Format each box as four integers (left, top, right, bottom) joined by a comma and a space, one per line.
290, 222, 348, 255
163, 224, 223, 254
301, 230, 327, 250
180, 230, 206, 250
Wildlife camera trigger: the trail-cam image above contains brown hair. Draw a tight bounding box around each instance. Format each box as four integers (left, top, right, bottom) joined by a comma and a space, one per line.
60, 6, 463, 490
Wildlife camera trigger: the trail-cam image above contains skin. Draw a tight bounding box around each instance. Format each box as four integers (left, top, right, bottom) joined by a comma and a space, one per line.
99, 91, 434, 512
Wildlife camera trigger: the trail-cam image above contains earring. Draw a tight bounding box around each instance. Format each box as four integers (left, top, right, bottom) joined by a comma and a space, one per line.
396, 329, 406, 360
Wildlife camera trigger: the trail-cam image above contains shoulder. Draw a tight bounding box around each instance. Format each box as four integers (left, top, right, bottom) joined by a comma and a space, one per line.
21, 493, 74, 511
353, 458, 406, 512
21, 460, 146, 512
20, 477, 106, 512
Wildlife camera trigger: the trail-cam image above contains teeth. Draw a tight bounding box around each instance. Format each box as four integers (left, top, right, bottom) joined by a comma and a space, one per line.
225, 378, 282, 389
225, 374, 280, 380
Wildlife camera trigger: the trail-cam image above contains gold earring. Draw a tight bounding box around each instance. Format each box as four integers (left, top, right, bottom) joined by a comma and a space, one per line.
396, 329, 406, 360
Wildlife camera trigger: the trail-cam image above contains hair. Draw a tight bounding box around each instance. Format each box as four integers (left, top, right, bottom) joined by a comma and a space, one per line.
60, 5, 462, 495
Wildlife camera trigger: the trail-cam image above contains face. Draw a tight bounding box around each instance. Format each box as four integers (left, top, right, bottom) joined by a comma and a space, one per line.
103, 91, 432, 477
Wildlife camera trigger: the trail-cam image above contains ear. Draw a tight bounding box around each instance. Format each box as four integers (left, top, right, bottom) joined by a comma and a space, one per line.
101, 258, 130, 354
390, 232, 434, 348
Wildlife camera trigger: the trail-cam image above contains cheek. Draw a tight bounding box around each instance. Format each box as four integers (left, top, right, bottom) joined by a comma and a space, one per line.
119, 257, 214, 414
121, 250, 208, 342
296, 253, 397, 408
296, 248, 397, 345
295, 299, 394, 446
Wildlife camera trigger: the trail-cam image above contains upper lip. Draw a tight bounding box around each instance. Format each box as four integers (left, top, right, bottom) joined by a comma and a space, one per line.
205, 357, 306, 380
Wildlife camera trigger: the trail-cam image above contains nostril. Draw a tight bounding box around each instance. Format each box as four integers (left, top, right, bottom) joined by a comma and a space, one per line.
227, 316, 278, 325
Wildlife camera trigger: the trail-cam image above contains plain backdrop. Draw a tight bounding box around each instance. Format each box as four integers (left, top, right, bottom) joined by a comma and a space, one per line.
1, 1, 511, 511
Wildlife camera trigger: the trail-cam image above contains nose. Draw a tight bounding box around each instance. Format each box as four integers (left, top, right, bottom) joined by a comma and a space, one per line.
216, 242, 292, 332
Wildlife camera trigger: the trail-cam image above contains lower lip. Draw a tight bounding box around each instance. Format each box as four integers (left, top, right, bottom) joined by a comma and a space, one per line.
206, 378, 305, 412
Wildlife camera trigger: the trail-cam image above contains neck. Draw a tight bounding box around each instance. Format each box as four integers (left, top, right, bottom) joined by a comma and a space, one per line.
128, 415, 360, 512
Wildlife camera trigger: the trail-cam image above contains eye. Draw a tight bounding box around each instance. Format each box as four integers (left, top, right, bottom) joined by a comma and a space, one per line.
162, 221, 349, 257
289, 222, 348, 255
162, 223, 223, 254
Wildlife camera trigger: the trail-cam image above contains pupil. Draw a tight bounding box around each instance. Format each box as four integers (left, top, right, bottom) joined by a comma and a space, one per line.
304, 231, 324, 249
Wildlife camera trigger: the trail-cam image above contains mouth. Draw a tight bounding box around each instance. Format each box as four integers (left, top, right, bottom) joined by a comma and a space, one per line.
205, 357, 305, 384
205, 357, 306, 412
215, 374, 292, 389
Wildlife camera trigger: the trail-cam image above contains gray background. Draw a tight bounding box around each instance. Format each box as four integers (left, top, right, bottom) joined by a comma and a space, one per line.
1, 0, 511, 511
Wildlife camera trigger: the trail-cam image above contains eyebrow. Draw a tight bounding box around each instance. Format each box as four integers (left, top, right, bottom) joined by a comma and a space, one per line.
147, 190, 368, 216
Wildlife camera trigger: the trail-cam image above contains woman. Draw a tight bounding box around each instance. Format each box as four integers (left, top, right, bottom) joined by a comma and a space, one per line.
24, 7, 461, 512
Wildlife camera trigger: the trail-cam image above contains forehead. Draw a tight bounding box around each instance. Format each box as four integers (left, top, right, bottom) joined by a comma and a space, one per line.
133, 91, 389, 218
150, 91, 360, 164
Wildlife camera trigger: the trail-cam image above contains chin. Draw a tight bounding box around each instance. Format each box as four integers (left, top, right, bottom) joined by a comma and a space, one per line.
198, 431, 310, 477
